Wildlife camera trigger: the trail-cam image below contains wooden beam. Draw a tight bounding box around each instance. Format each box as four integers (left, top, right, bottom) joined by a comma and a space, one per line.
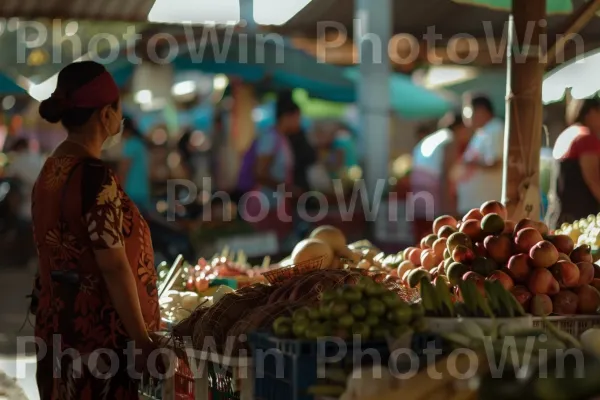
546, 0, 600, 68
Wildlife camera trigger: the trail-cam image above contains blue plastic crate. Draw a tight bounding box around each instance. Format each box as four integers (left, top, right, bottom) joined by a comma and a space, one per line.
249, 332, 391, 400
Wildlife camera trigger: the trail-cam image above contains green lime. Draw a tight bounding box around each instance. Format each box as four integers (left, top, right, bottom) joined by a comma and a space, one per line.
350, 304, 367, 319
365, 315, 380, 327
365, 283, 386, 297
292, 320, 309, 338
308, 307, 321, 320
319, 302, 332, 319
381, 291, 403, 309
342, 286, 363, 303
273, 316, 292, 331
293, 307, 310, 321
338, 314, 355, 328
372, 327, 390, 340
368, 298, 386, 316
387, 306, 412, 325
330, 300, 349, 318
274, 324, 291, 337
351, 323, 371, 340
320, 289, 338, 303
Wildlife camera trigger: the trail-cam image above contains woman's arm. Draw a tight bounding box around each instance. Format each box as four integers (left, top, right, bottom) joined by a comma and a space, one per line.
95, 248, 152, 346
579, 154, 600, 203
440, 142, 458, 215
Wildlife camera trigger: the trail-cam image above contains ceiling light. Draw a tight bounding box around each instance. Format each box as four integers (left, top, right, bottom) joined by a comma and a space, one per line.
213, 74, 228, 91
172, 81, 196, 96
135, 90, 153, 104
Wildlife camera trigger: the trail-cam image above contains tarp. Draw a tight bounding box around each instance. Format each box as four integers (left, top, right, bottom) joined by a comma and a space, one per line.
0, 73, 25, 94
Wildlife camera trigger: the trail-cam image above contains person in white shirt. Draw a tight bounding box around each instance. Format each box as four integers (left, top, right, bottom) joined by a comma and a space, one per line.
5, 138, 43, 221
456, 95, 505, 216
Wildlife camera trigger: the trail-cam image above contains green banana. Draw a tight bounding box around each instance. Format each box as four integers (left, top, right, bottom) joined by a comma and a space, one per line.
421, 277, 442, 316
457, 318, 485, 341
441, 332, 473, 348
435, 277, 455, 317
457, 281, 475, 317
484, 280, 503, 316
542, 317, 581, 349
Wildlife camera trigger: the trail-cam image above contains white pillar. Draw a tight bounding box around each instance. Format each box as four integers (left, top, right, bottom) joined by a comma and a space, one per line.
239, 0, 256, 31
354, 0, 392, 209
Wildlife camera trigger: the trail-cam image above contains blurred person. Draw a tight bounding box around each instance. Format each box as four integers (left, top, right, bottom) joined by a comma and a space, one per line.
411, 112, 471, 240
288, 126, 317, 193
5, 138, 43, 221
456, 95, 505, 216
238, 94, 301, 239
547, 98, 600, 228
33, 61, 164, 400
327, 125, 359, 178
119, 117, 152, 213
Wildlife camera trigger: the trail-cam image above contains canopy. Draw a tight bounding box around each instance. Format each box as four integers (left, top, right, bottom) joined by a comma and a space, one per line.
344, 68, 451, 119
0, 72, 25, 95
452, 0, 575, 14
543, 48, 600, 103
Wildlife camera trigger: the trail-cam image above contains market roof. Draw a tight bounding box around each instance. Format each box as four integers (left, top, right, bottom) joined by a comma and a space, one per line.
272, 0, 600, 41
0, 0, 154, 21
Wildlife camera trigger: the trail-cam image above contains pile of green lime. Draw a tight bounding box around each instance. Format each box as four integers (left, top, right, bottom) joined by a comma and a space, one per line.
272, 277, 422, 341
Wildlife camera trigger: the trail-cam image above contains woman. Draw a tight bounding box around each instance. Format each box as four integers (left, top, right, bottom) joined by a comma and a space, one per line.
33, 61, 161, 399
119, 118, 152, 213
547, 98, 600, 229
239, 96, 301, 240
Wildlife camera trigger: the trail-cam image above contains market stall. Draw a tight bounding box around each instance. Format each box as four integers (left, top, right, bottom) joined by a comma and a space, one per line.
148, 206, 600, 400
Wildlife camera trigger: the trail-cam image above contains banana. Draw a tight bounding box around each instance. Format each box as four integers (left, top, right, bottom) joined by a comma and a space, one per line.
484, 280, 502, 316
421, 277, 442, 316
457, 282, 476, 317
441, 332, 474, 348
457, 318, 485, 342
542, 317, 581, 349
435, 277, 455, 317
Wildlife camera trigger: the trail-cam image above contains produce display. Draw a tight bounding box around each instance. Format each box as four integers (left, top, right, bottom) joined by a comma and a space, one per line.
554, 213, 600, 251
420, 277, 525, 318
271, 276, 421, 340
398, 200, 600, 317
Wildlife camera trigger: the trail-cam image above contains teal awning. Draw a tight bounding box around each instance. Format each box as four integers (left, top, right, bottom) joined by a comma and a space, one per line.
0, 73, 25, 95
344, 68, 452, 119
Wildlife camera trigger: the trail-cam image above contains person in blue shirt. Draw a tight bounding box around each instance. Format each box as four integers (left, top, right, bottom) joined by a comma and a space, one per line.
328, 125, 359, 178
119, 118, 152, 212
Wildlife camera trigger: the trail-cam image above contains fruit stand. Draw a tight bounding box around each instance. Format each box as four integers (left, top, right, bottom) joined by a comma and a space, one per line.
145, 205, 600, 400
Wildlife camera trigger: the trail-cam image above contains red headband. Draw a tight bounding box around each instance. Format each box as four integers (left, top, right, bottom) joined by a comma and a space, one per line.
51, 70, 120, 109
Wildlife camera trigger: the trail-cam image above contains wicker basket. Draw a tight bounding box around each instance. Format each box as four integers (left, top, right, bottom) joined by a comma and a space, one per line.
533, 315, 600, 337
262, 256, 326, 284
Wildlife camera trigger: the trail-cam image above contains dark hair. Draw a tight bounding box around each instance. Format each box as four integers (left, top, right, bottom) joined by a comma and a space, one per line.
571, 98, 600, 125
10, 138, 29, 152
471, 95, 494, 115
275, 91, 300, 121
38, 61, 117, 129
439, 111, 465, 130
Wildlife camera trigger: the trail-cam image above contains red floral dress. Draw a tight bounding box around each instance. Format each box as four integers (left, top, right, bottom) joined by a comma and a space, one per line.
32, 156, 159, 400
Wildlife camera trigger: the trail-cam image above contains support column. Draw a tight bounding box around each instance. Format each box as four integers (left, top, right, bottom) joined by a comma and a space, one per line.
502, 0, 546, 221
355, 0, 392, 221
239, 0, 256, 31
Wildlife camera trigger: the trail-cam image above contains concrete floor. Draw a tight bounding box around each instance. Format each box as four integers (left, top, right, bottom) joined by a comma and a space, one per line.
0, 268, 38, 400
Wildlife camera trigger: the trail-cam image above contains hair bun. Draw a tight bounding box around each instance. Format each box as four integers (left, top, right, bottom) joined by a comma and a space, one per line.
39, 97, 67, 124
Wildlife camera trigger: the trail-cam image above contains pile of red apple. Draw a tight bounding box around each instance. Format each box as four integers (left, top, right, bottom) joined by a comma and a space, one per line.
396, 200, 600, 317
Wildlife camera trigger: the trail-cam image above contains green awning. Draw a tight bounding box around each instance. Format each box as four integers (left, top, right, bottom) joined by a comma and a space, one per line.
452, 0, 574, 14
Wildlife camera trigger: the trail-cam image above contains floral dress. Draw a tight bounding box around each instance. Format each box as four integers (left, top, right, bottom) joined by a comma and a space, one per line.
31, 156, 159, 400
